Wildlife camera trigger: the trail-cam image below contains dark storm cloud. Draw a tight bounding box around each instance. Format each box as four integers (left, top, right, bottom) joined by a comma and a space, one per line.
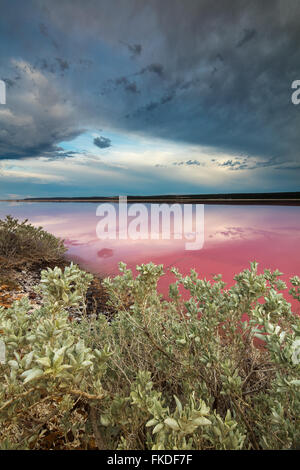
138, 63, 164, 78
0, 128, 84, 160
55, 58, 69, 72
121, 41, 142, 58
0, 0, 299, 185
39, 22, 59, 50
160, 91, 175, 104
145, 101, 159, 112
219, 160, 243, 169
100, 75, 140, 95
125, 81, 139, 93
186, 160, 203, 166
173, 160, 205, 167
218, 160, 249, 171
236, 28, 257, 48
129, 89, 177, 118
115, 77, 139, 93
216, 157, 277, 171
93, 136, 112, 149
32, 57, 70, 75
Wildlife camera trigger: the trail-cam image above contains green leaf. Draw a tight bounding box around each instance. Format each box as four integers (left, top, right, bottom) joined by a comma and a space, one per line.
100, 415, 110, 426
164, 417, 180, 431
174, 395, 183, 415
21, 368, 44, 384
36, 357, 51, 368
193, 417, 212, 426
146, 418, 159, 427
290, 380, 300, 386
8, 360, 19, 370
152, 423, 164, 434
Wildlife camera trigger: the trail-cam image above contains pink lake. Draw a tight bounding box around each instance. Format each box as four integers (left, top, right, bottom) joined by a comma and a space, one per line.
1, 201, 299, 313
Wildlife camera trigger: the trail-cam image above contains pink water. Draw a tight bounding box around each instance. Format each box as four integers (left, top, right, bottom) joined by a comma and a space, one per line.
1, 202, 299, 312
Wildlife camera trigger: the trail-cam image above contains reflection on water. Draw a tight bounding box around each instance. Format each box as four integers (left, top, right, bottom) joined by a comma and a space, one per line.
97, 248, 114, 259
0, 202, 299, 311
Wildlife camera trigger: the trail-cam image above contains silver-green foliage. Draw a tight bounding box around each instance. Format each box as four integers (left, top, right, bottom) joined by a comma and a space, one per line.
0, 261, 299, 449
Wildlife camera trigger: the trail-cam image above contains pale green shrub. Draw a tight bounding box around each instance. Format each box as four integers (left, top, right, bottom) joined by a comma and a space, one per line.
0, 261, 299, 449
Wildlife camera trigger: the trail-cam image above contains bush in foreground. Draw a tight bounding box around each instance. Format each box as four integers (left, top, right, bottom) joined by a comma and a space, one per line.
0, 216, 66, 270
0, 262, 299, 450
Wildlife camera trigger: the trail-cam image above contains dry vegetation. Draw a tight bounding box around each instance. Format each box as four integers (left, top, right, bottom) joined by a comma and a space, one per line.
0, 216, 66, 272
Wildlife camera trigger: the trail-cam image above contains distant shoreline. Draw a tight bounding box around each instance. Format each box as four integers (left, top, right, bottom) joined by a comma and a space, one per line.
1, 192, 300, 205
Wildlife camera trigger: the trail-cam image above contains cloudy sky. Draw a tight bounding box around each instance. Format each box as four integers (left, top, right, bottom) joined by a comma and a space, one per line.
0, 0, 299, 198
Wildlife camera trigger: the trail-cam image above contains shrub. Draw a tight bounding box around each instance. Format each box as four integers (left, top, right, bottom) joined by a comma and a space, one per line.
0, 261, 299, 449
0, 216, 66, 270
